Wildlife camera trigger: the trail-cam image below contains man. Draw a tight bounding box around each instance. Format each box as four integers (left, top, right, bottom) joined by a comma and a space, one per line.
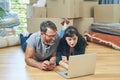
25, 20, 60, 71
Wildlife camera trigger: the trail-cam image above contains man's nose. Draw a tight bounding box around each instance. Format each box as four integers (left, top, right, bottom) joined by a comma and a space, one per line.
51, 37, 56, 40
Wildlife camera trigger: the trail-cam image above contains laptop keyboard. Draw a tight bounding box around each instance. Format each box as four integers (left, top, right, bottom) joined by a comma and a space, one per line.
65, 72, 68, 75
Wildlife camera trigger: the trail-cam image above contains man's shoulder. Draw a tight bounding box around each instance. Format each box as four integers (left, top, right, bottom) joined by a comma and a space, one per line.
30, 32, 40, 38
27, 31, 41, 42
32, 31, 40, 35
56, 33, 60, 40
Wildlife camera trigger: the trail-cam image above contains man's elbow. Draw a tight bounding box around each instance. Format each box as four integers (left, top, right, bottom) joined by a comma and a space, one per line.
25, 57, 30, 65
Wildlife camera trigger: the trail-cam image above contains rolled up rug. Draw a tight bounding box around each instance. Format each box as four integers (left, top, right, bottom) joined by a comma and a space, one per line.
85, 32, 120, 50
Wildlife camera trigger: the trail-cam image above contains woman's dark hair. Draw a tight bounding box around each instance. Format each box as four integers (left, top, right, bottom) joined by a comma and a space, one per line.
40, 20, 57, 33
63, 26, 79, 38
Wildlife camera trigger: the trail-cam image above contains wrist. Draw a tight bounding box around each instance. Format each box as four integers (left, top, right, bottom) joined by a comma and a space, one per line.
38, 62, 42, 70
59, 60, 63, 65
50, 57, 56, 63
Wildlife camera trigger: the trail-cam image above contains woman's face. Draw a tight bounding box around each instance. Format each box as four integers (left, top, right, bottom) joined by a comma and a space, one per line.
65, 34, 78, 48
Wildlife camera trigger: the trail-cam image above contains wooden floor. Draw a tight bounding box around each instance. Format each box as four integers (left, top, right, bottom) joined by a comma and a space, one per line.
0, 42, 120, 80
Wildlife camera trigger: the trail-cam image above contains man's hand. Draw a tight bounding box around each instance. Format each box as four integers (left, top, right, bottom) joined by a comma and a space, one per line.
40, 60, 56, 71
47, 61, 56, 71
40, 60, 49, 70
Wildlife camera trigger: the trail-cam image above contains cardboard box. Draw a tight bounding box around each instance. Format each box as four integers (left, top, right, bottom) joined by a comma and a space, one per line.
32, 7, 46, 18
27, 4, 46, 18
94, 4, 120, 23
82, 1, 98, 17
27, 18, 93, 36
74, 18, 94, 36
47, 0, 83, 18
27, 18, 73, 34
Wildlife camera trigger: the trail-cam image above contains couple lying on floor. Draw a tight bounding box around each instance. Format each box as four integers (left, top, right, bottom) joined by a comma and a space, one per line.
20, 20, 87, 71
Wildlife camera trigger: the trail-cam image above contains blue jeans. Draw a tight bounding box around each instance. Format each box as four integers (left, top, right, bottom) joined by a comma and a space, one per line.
19, 33, 32, 52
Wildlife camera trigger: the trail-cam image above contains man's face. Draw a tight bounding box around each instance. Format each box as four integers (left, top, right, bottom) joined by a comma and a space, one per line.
43, 28, 57, 46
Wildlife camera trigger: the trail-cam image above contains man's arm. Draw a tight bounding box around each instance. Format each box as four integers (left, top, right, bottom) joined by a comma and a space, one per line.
50, 51, 57, 63
25, 44, 55, 70
46, 51, 57, 70
25, 44, 42, 69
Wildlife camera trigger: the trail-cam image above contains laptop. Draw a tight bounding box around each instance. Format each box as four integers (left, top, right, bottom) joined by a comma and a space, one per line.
56, 53, 96, 79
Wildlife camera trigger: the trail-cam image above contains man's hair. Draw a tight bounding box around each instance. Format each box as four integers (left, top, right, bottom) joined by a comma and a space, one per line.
40, 20, 57, 33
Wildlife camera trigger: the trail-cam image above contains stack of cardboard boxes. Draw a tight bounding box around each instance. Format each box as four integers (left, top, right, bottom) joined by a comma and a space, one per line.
94, 4, 120, 23
27, 0, 98, 36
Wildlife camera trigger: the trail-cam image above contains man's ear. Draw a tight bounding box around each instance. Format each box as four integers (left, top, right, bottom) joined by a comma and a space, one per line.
41, 32, 44, 35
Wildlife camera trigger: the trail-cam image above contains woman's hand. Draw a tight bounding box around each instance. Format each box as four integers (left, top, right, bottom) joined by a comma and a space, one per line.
59, 60, 68, 69
62, 56, 68, 63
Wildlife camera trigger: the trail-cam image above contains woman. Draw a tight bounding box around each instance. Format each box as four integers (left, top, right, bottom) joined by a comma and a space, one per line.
56, 26, 87, 69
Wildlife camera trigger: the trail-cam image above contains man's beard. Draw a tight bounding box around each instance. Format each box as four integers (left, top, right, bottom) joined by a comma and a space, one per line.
47, 42, 54, 46
45, 40, 54, 46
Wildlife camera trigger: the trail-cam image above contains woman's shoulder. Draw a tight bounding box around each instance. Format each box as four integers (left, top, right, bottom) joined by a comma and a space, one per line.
59, 38, 67, 45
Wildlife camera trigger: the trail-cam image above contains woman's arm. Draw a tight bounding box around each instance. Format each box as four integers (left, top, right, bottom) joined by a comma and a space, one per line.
59, 60, 68, 69
56, 52, 62, 65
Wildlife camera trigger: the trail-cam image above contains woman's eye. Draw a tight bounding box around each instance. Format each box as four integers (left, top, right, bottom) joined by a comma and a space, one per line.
68, 39, 72, 41
73, 38, 76, 40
